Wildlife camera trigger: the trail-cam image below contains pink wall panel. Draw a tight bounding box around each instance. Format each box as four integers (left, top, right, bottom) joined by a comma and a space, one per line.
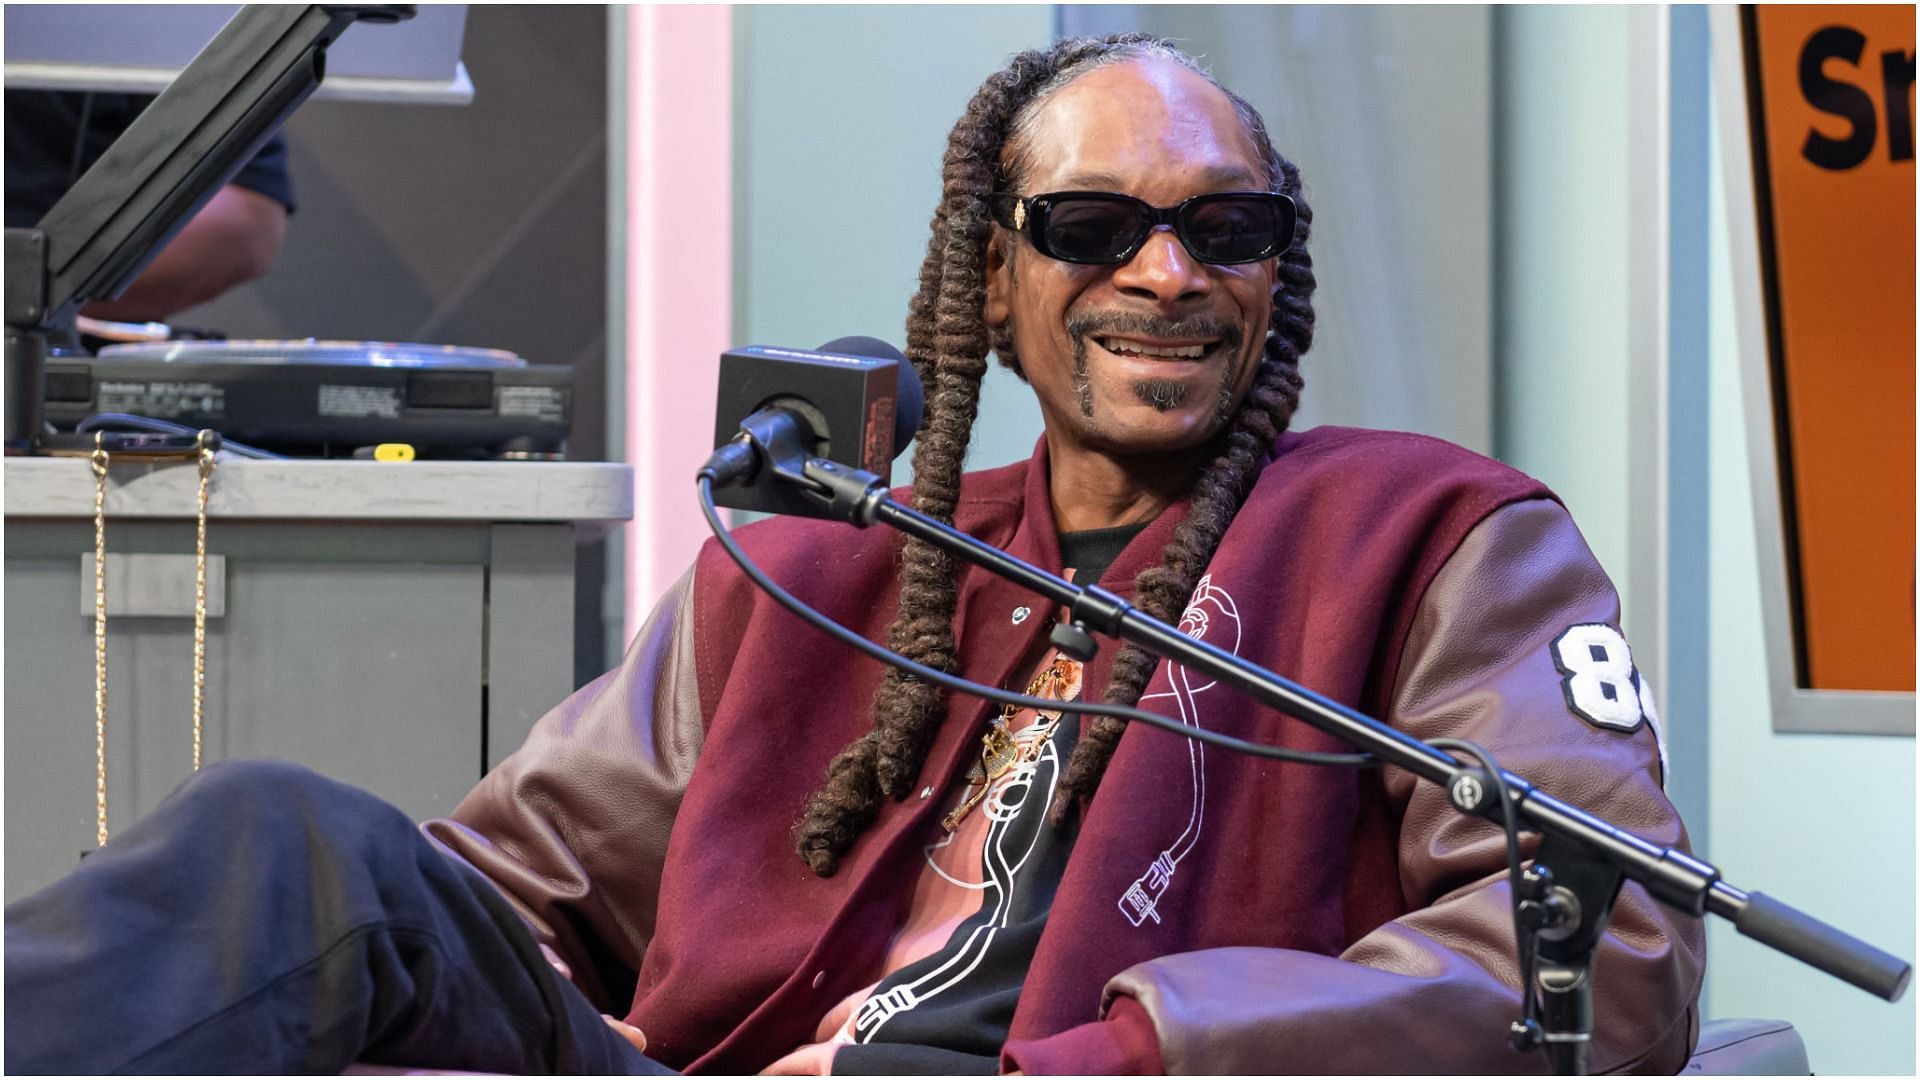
623, 5, 732, 637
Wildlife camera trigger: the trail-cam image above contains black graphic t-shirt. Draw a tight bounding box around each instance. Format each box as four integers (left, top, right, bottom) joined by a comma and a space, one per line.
828, 524, 1145, 1074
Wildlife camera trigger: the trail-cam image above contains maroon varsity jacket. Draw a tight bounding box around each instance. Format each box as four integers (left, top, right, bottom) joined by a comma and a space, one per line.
428, 427, 1704, 1074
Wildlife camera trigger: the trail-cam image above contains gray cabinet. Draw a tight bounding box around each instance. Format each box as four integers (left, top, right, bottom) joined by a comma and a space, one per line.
3, 458, 631, 902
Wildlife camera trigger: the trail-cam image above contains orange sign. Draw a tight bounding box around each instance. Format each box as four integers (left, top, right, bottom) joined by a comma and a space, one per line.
1744, 5, 1915, 692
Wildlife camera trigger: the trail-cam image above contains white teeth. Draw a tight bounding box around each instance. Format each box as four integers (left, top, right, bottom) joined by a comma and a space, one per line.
1095, 337, 1209, 359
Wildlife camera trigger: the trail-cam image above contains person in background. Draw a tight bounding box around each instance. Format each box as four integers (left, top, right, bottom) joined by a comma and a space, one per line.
5, 89, 293, 322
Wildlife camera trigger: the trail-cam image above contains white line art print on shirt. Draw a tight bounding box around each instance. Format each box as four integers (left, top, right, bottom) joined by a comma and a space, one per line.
853, 719, 1066, 1042
1118, 573, 1241, 928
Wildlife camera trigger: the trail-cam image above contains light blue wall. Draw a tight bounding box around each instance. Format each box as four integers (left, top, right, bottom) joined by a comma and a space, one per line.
1700, 77, 1917, 1075
734, 4, 1501, 481
1065, 5, 1498, 454
732, 5, 1055, 483
1494, 6, 1633, 590
1497, 6, 1915, 1071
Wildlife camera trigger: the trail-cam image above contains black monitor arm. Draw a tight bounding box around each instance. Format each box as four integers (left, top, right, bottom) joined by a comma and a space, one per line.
4, 4, 414, 452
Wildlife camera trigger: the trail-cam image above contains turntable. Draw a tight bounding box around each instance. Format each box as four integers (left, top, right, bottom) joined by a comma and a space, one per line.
43, 339, 573, 459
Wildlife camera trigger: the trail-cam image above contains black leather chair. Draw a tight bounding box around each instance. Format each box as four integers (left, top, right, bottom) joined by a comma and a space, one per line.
1682, 1018, 1810, 1075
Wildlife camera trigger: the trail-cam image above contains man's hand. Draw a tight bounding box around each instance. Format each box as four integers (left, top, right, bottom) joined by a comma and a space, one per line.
539, 944, 646, 1057
758, 1043, 1021, 1075
759, 1041, 836, 1075
538, 943, 573, 982
603, 1015, 648, 1055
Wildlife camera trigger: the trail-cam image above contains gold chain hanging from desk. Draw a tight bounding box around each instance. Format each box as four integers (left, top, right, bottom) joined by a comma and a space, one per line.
90, 441, 110, 847
192, 442, 215, 771
85, 431, 219, 847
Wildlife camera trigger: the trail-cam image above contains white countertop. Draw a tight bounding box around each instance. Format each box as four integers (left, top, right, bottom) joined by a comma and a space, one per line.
4, 455, 634, 525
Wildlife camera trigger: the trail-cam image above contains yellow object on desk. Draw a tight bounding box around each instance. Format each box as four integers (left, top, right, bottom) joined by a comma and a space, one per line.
373, 443, 415, 462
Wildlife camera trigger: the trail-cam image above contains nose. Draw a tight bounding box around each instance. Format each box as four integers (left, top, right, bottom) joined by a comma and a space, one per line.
1110, 225, 1211, 305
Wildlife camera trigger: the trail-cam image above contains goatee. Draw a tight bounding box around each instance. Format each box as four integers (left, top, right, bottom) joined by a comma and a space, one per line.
1065, 309, 1246, 423
1131, 378, 1190, 412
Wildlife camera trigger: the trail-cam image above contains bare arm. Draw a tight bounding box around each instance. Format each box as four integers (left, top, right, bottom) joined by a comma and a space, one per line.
83, 184, 287, 322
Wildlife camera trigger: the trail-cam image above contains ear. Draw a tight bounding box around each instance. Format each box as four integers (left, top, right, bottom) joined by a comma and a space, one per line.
985, 231, 1013, 329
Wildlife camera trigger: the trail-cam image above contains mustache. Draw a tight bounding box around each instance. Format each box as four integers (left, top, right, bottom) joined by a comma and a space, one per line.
1065, 312, 1247, 421
1064, 310, 1245, 352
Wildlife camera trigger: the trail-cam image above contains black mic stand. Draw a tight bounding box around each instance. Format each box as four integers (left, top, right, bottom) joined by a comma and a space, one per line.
1509, 835, 1621, 1073
755, 452, 1912, 1075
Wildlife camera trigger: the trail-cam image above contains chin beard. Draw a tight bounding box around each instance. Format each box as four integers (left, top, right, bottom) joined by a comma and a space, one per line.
1130, 378, 1190, 412
1127, 370, 1244, 424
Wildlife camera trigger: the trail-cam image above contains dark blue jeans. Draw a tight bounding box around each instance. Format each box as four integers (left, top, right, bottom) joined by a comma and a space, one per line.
4, 760, 669, 1074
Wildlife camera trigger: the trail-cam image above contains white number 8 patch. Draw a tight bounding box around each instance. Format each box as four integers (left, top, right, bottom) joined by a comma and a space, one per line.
1550, 624, 1646, 731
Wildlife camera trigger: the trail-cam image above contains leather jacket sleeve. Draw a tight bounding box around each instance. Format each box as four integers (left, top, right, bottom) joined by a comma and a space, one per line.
420, 567, 706, 1013
1102, 498, 1706, 1074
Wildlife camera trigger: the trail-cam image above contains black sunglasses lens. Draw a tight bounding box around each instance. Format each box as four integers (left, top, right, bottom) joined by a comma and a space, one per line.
1182, 197, 1286, 263
1027, 193, 1294, 264
1039, 197, 1152, 262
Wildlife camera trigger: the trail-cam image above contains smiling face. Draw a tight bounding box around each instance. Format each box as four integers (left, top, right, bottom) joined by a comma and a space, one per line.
986, 58, 1279, 460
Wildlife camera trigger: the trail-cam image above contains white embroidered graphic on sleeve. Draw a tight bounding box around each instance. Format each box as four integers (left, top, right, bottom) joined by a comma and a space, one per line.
1551, 624, 1644, 730
1634, 670, 1671, 786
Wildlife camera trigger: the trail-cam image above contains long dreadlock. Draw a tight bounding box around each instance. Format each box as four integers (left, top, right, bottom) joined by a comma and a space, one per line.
794, 34, 1317, 874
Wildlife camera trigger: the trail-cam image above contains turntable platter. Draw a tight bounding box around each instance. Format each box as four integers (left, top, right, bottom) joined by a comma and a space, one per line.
98, 339, 528, 369
48, 340, 569, 458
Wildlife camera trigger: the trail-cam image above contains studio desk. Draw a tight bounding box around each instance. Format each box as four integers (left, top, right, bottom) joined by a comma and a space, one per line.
3, 456, 633, 902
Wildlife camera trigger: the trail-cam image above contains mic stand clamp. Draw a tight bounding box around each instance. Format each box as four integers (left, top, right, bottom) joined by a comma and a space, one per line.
799, 456, 889, 524
1504, 836, 1627, 1075
1048, 620, 1099, 662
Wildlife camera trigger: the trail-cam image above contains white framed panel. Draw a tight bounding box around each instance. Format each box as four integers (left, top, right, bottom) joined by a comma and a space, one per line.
1706, 6, 1913, 737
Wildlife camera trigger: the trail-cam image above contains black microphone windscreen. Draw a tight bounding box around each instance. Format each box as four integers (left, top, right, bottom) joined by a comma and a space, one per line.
817, 336, 923, 457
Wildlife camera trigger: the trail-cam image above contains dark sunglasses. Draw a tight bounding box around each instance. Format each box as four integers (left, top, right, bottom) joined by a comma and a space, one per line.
988, 189, 1297, 266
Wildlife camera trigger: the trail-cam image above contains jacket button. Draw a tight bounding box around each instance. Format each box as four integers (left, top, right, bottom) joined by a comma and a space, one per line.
812, 970, 827, 989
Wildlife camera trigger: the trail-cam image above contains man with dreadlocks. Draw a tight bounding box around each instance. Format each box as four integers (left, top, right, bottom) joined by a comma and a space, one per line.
7, 34, 1701, 1077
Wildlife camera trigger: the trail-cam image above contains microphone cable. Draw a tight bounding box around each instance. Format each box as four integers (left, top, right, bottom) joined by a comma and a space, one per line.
1429, 736, 1542, 1055
696, 466, 1624, 1066
696, 471, 1378, 770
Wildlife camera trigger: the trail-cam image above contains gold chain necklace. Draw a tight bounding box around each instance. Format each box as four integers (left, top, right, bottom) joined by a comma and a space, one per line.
82, 431, 218, 845
941, 655, 1082, 832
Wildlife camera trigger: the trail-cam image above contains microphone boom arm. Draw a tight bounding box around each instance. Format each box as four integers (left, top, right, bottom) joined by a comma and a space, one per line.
784, 455, 1913, 1016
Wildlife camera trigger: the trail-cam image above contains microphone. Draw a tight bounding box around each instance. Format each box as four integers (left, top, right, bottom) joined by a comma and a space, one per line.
702, 337, 923, 520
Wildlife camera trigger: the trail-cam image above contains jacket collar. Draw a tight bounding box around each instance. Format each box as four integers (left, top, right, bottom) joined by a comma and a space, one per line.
1006, 434, 1202, 602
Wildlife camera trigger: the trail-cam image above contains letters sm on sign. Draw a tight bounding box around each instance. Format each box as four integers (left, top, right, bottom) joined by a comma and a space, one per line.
1742, 5, 1914, 694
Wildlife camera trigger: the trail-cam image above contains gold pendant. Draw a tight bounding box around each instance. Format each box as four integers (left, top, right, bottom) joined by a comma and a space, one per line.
947, 719, 1019, 831
965, 719, 1019, 783
941, 655, 1085, 833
